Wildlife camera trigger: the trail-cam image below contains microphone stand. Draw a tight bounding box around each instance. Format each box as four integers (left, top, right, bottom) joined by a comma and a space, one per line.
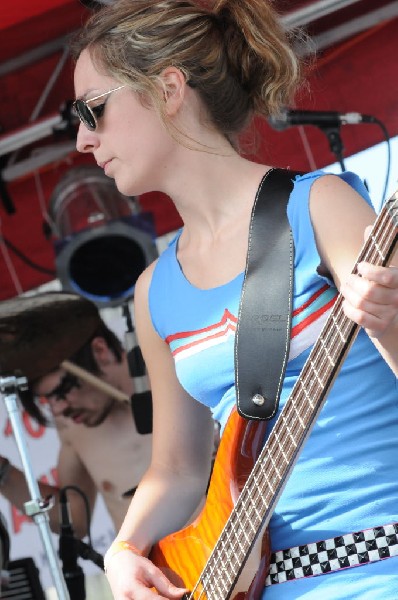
320, 126, 346, 172
58, 538, 105, 600
59, 488, 105, 600
58, 507, 86, 600
58, 532, 104, 600
0, 374, 70, 600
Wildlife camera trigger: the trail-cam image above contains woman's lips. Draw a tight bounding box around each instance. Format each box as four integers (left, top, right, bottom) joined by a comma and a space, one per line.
98, 159, 112, 170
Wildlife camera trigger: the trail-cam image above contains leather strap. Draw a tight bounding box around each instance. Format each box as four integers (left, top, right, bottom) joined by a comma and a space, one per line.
235, 168, 300, 420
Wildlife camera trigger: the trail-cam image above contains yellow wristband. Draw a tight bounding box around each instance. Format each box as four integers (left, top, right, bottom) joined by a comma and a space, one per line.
104, 540, 142, 572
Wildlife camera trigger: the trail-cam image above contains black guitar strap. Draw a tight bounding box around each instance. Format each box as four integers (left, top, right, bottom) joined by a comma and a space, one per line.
235, 168, 301, 420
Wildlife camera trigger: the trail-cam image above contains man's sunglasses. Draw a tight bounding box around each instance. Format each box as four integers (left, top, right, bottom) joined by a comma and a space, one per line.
44, 372, 81, 402
73, 85, 125, 131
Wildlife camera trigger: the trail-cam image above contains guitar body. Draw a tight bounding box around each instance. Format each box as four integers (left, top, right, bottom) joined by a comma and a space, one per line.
150, 409, 270, 599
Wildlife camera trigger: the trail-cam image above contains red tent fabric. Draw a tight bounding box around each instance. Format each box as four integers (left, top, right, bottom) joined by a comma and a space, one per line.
0, 0, 397, 300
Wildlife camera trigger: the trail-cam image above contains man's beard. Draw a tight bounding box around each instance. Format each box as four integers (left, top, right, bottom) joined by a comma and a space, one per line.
63, 398, 116, 427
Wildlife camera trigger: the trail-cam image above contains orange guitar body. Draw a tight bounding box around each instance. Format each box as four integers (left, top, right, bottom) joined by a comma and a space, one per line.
150, 409, 270, 599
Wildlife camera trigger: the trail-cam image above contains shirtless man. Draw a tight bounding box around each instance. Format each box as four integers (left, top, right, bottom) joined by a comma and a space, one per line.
0, 311, 152, 538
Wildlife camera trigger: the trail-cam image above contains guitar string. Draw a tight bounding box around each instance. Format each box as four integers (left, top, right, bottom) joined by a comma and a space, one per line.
255, 200, 395, 481
249, 204, 395, 521
222, 228, 394, 597
192, 199, 398, 599
221, 213, 397, 592
194, 204, 394, 597
250, 209, 397, 555
210, 212, 397, 598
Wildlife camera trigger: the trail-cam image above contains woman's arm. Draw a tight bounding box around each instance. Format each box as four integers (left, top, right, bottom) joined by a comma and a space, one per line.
105, 262, 216, 598
309, 174, 398, 374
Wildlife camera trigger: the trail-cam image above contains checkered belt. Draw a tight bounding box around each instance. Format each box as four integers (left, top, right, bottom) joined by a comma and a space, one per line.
265, 522, 398, 586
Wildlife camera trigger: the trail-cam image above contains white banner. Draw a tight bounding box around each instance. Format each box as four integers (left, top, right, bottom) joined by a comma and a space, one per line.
0, 396, 116, 596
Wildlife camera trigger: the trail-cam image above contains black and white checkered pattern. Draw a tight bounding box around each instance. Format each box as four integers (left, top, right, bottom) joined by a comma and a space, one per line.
265, 523, 398, 586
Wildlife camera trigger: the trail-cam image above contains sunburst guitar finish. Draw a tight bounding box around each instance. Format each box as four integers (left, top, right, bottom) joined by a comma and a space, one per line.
150, 410, 269, 599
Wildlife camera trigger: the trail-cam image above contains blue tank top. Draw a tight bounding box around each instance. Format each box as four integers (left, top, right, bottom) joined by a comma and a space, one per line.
149, 170, 398, 598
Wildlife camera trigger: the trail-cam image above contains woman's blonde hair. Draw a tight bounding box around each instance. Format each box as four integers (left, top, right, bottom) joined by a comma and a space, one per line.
72, 0, 305, 144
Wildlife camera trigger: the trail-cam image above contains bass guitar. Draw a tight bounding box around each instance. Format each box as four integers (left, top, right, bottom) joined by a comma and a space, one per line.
150, 189, 398, 599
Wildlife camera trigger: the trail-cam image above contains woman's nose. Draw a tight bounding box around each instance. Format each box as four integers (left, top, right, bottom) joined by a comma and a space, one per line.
76, 122, 99, 154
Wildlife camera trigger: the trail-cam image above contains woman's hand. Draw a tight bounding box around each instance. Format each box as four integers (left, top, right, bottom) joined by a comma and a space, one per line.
106, 550, 188, 599
340, 261, 398, 339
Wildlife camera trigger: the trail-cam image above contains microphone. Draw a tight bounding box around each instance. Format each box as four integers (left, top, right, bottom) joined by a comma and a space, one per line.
59, 489, 86, 600
125, 327, 153, 435
76, 539, 104, 571
125, 327, 149, 395
123, 303, 150, 396
122, 303, 153, 435
268, 109, 376, 131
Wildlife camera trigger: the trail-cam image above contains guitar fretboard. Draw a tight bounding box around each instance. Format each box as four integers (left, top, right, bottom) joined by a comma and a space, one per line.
193, 191, 398, 599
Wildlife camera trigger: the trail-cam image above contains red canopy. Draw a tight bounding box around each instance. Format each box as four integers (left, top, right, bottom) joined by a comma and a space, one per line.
0, 0, 397, 300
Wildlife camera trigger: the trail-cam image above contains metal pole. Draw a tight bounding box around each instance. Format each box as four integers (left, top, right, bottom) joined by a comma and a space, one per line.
1, 375, 69, 600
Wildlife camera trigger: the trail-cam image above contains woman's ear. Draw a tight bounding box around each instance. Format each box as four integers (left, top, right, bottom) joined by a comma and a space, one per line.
159, 66, 187, 116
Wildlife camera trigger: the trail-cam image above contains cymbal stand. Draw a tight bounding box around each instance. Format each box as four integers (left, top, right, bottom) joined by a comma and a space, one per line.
0, 374, 69, 600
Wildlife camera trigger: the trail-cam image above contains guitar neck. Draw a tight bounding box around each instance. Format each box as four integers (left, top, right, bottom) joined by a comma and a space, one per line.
199, 191, 398, 597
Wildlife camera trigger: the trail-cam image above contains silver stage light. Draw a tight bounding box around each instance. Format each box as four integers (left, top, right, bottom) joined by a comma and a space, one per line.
48, 165, 158, 307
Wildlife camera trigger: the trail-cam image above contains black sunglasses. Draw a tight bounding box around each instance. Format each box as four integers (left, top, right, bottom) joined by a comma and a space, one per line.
73, 85, 125, 131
